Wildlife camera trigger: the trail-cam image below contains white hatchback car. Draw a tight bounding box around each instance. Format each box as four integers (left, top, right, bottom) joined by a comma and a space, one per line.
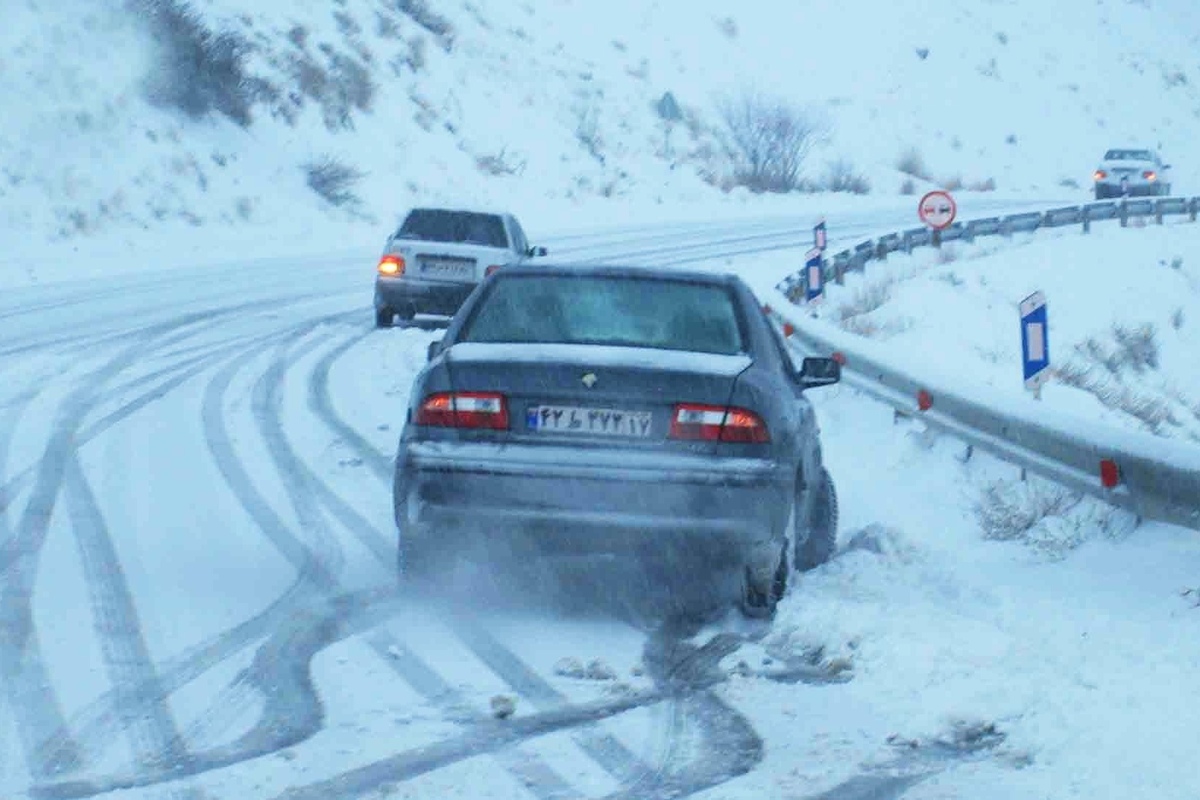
374, 208, 547, 327
1092, 148, 1172, 199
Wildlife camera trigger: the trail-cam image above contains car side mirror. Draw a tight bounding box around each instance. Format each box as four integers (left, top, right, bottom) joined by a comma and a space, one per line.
427, 339, 442, 362
797, 356, 841, 389
528, 245, 548, 257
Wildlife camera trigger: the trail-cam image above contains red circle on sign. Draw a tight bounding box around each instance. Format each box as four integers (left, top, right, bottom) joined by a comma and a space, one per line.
918, 190, 957, 230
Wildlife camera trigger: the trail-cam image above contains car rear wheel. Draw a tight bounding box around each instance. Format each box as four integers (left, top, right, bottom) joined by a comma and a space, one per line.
375, 307, 394, 328
394, 304, 417, 325
796, 468, 838, 571
739, 542, 788, 619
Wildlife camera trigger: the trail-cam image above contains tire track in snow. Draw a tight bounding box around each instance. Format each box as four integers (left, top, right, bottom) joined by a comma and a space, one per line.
251, 334, 347, 583
366, 633, 583, 800
449, 615, 654, 785
283, 331, 582, 799
30, 588, 401, 800
61, 455, 192, 773
200, 328, 341, 592
0, 320, 187, 779
2, 307, 300, 780
306, 331, 394, 482
40, 317, 357, 768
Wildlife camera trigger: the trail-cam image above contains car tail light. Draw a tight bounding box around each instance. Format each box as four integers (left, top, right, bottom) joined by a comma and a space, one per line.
1143, 170, 1157, 181
1093, 170, 1107, 181
416, 392, 509, 429
669, 404, 770, 443
485, 264, 503, 276
378, 255, 405, 276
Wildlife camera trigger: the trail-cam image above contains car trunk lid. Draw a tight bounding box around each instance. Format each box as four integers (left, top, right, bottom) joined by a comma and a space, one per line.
386, 242, 514, 283
442, 342, 752, 452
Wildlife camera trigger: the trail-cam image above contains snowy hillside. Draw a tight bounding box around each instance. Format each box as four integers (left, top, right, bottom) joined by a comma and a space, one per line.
3, 0, 1200, 264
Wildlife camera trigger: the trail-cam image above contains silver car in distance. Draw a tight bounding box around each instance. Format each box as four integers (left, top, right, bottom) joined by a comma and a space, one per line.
392, 263, 841, 618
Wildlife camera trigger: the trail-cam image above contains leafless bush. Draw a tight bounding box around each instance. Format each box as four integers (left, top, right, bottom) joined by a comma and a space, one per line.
395, 0, 455, 51
1163, 69, 1188, 88
1055, 362, 1176, 432
838, 278, 895, 326
575, 104, 604, 163
899, 177, 917, 195
333, 10, 361, 36
475, 148, 525, 177
968, 177, 997, 192
824, 159, 871, 194
376, 11, 402, 38
715, 16, 738, 38
1074, 324, 1158, 374
406, 36, 428, 71
304, 157, 365, 207
287, 49, 375, 130
896, 147, 930, 180
936, 245, 960, 264
941, 174, 964, 191
718, 90, 823, 193
1172, 308, 1185, 330
133, 0, 256, 126
974, 479, 1080, 543
1059, 177, 1081, 189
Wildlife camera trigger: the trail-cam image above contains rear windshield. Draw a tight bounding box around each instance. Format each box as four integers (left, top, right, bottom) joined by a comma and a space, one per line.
460, 275, 745, 355
397, 210, 509, 248
1104, 149, 1154, 161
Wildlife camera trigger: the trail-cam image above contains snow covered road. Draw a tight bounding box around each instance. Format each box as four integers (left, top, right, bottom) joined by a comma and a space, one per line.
3, 199, 1198, 800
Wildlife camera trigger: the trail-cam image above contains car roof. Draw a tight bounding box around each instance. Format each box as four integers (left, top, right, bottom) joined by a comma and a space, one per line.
494, 262, 743, 286
404, 206, 514, 219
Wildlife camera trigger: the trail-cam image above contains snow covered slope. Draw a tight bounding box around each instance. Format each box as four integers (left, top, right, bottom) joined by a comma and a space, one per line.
3, 0, 1200, 263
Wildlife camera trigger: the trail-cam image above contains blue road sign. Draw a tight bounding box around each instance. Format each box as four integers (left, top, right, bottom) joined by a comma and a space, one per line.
805, 248, 824, 303
814, 220, 827, 252
1019, 291, 1049, 391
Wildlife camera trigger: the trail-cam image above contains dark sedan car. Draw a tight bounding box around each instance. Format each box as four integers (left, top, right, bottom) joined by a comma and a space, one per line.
392, 263, 841, 618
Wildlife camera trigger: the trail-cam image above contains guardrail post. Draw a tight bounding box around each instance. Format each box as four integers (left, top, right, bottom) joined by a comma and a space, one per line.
876, 240, 888, 262
1082, 205, 1090, 234
1156, 201, 1164, 225
1000, 219, 1012, 239
932, 229, 942, 249
1119, 199, 1128, 228
1191, 197, 1197, 223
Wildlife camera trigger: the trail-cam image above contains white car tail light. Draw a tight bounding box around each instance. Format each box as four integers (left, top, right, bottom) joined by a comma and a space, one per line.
378, 255, 406, 276
416, 392, 509, 430
669, 404, 770, 443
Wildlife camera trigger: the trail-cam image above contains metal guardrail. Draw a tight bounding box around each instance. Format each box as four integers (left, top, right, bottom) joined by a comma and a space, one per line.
770, 196, 1200, 531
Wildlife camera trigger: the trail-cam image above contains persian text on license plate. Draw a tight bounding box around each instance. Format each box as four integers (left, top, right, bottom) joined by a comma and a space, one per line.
421, 259, 472, 278
526, 405, 652, 437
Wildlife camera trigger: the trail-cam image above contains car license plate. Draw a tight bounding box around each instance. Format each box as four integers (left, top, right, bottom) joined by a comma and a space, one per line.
420, 259, 473, 279
526, 405, 653, 437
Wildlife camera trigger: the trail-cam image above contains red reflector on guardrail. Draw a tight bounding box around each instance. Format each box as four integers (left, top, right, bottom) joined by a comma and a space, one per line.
1099, 459, 1120, 489
782, 322, 795, 337
917, 389, 933, 412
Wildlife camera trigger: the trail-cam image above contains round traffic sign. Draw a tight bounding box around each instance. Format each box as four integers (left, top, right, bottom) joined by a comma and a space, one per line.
918, 190, 957, 230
